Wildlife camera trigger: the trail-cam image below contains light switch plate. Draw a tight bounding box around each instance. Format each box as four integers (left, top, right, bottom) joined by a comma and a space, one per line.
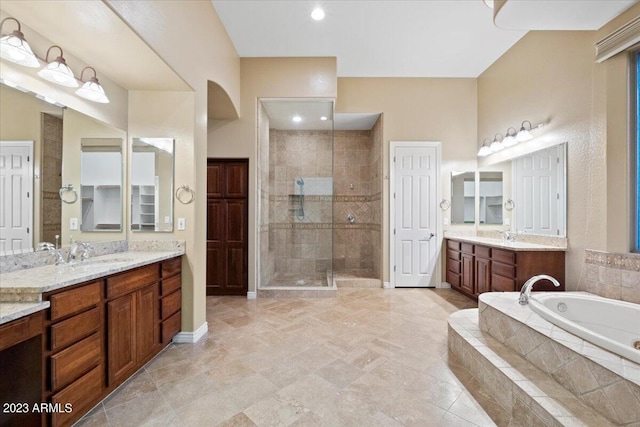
70, 218, 78, 230
164, 216, 171, 224
177, 218, 186, 230
443, 217, 449, 225
505, 218, 511, 226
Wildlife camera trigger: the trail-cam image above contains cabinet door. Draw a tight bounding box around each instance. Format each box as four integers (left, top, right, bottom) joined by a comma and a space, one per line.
107, 294, 136, 386
475, 257, 491, 295
461, 254, 474, 295
136, 284, 160, 364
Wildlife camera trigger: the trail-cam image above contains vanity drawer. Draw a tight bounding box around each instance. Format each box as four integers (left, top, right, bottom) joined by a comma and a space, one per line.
0, 310, 43, 352
447, 272, 461, 288
50, 281, 102, 321
475, 245, 491, 259
492, 261, 516, 279
446, 249, 460, 260
162, 257, 181, 278
446, 240, 461, 251
161, 290, 181, 320
162, 311, 181, 344
492, 248, 515, 265
447, 258, 461, 274
107, 264, 159, 299
51, 365, 102, 427
461, 243, 474, 254
50, 332, 101, 390
50, 307, 100, 352
491, 274, 516, 292
161, 274, 181, 296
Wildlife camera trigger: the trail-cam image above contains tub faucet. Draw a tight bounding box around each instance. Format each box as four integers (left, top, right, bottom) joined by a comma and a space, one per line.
67, 241, 91, 263
519, 274, 561, 305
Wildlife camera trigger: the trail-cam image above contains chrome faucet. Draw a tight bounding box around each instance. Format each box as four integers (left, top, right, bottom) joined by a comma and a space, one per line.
67, 241, 91, 263
499, 229, 516, 242
519, 274, 561, 305
37, 241, 65, 265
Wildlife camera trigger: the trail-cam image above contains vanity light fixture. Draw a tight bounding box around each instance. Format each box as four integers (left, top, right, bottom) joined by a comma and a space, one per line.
0, 17, 40, 68
516, 120, 545, 142
478, 138, 492, 157
76, 66, 109, 103
38, 45, 78, 88
311, 7, 325, 21
490, 133, 505, 152
503, 127, 518, 147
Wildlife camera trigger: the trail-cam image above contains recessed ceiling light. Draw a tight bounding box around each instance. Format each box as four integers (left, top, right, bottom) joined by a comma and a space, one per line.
311, 7, 325, 21
292, 115, 302, 123
320, 116, 327, 121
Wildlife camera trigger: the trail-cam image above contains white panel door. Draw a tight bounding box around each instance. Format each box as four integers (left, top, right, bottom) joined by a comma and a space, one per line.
393, 145, 437, 287
0, 142, 34, 253
514, 145, 563, 235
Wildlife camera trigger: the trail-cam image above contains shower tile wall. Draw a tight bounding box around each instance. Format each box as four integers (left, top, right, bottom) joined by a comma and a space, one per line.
333, 119, 382, 277
268, 130, 333, 280
258, 103, 274, 286
41, 113, 63, 244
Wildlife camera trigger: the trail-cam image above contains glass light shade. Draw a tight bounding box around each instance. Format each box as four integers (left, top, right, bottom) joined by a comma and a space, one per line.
76, 79, 109, 103
0, 32, 39, 68
503, 134, 517, 147
478, 145, 492, 157
516, 129, 533, 142
490, 139, 504, 152
38, 59, 78, 88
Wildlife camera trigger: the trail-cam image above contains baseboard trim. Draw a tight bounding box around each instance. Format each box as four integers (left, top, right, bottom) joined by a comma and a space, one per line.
247, 291, 257, 299
383, 281, 392, 289
172, 322, 208, 344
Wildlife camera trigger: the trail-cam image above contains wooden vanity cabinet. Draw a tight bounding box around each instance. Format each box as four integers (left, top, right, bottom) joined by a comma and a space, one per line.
38, 256, 182, 427
445, 239, 564, 300
43, 280, 104, 427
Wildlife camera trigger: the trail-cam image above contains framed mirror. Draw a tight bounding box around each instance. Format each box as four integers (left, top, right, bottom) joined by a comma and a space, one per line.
479, 171, 503, 225
131, 138, 175, 232
451, 171, 475, 225
80, 138, 123, 232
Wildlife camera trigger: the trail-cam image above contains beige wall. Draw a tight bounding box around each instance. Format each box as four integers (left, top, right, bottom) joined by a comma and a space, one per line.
477, 2, 640, 290
210, 57, 338, 293
336, 78, 478, 283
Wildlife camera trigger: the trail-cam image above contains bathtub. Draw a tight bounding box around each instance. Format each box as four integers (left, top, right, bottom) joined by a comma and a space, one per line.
529, 293, 640, 364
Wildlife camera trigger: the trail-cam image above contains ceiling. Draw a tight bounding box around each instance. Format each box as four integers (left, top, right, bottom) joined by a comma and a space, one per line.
0, 1, 190, 91
262, 99, 380, 130
212, 0, 638, 78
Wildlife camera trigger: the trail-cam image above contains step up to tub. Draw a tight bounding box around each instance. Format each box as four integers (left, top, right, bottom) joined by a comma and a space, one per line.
448, 309, 615, 426
478, 293, 640, 426
331, 270, 382, 288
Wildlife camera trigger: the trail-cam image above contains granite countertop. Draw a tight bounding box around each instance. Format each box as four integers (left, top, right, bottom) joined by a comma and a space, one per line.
445, 235, 567, 251
0, 250, 184, 303
0, 301, 50, 325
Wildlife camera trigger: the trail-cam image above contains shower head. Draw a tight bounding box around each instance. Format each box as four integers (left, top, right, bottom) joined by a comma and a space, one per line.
296, 178, 304, 186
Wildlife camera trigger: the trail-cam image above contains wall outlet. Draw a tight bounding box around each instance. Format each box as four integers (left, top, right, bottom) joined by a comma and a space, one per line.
505, 218, 511, 226
443, 217, 449, 225
177, 218, 186, 230
164, 216, 171, 224
70, 218, 78, 230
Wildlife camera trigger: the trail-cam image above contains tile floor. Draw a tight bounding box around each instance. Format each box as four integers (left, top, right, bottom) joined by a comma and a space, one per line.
78, 288, 509, 426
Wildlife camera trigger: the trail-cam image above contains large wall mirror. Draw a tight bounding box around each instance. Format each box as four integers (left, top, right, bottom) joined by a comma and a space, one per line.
80, 139, 123, 232
451, 171, 475, 225
0, 82, 127, 252
131, 138, 174, 232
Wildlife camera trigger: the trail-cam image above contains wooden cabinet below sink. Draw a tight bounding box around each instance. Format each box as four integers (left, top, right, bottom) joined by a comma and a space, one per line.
445, 239, 565, 299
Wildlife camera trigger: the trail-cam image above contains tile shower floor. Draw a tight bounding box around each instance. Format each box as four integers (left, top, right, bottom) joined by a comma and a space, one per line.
78, 288, 509, 426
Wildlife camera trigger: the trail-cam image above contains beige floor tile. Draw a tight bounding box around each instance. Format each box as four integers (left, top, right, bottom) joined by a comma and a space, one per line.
78, 288, 508, 426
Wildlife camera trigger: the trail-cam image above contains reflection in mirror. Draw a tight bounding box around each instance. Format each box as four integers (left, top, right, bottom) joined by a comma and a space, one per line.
451, 172, 475, 225
512, 143, 566, 236
131, 138, 174, 232
80, 139, 123, 231
479, 172, 503, 225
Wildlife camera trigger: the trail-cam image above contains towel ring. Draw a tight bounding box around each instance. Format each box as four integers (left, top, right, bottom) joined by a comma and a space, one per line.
59, 184, 78, 204
504, 199, 515, 211
439, 199, 451, 211
175, 185, 195, 204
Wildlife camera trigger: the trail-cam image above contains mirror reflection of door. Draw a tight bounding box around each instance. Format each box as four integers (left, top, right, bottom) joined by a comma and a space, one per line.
479, 172, 503, 225
451, 171, 475, 225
